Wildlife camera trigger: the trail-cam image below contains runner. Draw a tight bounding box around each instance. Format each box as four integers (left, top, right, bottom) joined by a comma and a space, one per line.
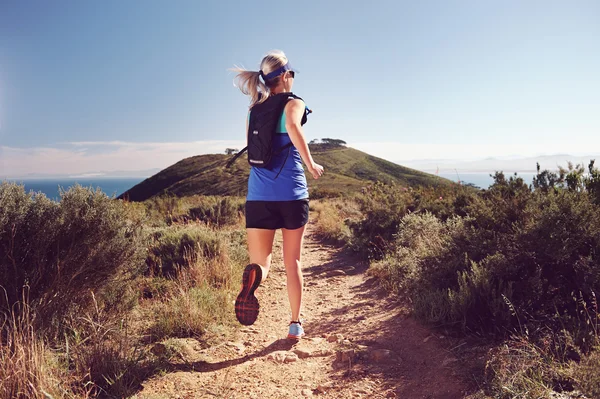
231, 50, 324, 339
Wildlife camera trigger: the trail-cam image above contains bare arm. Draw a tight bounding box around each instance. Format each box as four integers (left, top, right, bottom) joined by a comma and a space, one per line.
284, 99, 324, 179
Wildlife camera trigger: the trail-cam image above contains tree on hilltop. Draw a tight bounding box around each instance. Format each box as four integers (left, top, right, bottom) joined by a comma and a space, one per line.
321, 138, 347, 146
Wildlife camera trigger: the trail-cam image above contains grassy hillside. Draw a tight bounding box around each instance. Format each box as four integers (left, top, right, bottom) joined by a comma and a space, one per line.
118, 144, 451, 201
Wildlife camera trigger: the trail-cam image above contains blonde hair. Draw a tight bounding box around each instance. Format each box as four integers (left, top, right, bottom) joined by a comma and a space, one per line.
231, 50, 289, 107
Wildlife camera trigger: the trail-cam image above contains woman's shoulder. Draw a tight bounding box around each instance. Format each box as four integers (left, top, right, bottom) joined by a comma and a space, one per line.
285, 95, 305, 110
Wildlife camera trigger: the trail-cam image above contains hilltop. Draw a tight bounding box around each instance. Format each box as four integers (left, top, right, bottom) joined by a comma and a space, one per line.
118, 144, 450, 201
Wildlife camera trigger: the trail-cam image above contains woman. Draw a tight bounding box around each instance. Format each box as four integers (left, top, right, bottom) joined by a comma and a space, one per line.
232, 50, 324, 339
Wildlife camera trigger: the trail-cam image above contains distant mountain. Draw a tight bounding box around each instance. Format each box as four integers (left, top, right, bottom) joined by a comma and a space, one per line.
403, 154, 600, 174
118, 144, 451, 201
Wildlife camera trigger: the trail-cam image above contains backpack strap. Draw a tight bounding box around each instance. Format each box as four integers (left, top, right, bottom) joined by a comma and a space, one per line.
226, 146, 248, 168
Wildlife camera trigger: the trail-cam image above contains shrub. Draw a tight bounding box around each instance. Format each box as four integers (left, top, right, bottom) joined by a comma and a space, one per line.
348, 182, 412, 259
141, 194, 244, 227
186, 196, 244, 226
145, 224, 228, 277
147, 250, 239, 340
368, 172, 600, 340
310, 200, 355, 245
310, 187, 343, 199
0, 182, 145, 332
369, 212, 466, 294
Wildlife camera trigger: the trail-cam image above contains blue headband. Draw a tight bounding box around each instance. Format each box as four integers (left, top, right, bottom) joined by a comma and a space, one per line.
262, 63, 297, 81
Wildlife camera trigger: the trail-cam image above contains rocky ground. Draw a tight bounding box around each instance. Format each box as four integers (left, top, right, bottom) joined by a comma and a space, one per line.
134, 223, 472, 399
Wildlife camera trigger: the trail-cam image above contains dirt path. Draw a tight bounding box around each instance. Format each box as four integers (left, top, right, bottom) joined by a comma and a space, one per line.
136, 223, 471, 399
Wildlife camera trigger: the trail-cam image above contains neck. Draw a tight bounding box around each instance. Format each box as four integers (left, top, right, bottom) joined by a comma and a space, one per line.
270, 85, 289, 95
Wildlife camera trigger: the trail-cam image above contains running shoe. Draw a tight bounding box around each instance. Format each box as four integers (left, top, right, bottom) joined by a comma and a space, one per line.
287, 320, 305, 340
235, 263, 262, 325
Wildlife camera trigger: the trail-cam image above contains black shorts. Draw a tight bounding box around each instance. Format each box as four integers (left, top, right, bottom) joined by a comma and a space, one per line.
245, 199, 309, 230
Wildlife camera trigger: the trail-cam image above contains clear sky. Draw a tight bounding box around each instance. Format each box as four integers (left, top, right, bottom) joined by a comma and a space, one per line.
1, 0, 599, 177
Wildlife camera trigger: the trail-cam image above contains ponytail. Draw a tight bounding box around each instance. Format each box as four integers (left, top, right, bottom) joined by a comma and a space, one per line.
231, 50, 289, 107
231, 67, 270, 107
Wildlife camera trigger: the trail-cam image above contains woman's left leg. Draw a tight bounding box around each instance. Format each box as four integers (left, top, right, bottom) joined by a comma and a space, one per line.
281, 224, 306, 322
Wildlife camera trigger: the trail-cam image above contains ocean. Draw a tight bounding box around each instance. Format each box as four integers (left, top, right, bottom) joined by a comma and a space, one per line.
3, 178, 145, 201
438, 172, 537, 189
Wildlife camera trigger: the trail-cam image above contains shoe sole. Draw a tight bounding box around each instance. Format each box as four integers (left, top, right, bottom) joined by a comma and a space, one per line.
235, 263, 262, 326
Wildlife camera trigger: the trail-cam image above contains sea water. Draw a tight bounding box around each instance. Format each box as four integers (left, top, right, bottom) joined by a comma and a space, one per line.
2, 178, 145, 201
437, 172, 537, 189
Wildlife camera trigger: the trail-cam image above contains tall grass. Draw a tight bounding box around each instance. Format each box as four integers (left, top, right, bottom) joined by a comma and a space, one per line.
0, 298, 90, 399
310, 199, 359, 245
144, 224, 247, 340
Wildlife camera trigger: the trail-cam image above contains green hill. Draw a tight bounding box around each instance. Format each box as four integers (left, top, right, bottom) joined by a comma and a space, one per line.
117, 144, 451, 201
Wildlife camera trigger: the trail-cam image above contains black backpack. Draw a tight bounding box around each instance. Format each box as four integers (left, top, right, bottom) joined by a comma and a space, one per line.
226, 92, 310, 171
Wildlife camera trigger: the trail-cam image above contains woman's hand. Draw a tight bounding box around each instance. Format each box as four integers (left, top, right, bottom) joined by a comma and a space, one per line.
309, 162, 324, 179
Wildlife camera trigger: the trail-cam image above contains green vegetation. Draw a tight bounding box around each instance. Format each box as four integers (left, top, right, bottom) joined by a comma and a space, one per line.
4, 150, 599, 398
0, 183, 145, 332
337, 161, 600, 398
119, 144, 450, 201
0, 182, 248, 398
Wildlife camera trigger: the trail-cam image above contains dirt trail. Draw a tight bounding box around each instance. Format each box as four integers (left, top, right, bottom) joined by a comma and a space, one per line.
137, 222, 470, 398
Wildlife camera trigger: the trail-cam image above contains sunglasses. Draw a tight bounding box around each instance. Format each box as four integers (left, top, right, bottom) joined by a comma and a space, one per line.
288, 71, 295, 78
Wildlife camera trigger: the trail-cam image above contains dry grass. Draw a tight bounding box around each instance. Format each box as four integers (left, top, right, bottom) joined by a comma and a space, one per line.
0, 302, 90, 399
573, 347, 600, 397
147, 261, 234, 340
483, 337, 560, 398
145, 224, 246, 341
64, 292, 155, 398
310, 198, 360, 245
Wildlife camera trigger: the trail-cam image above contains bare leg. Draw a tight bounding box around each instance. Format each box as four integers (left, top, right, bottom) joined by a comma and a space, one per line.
246, 228, 276, 282
282, 225, 306, 321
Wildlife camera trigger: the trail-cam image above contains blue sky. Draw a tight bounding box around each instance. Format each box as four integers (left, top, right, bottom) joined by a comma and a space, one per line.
1, 0, 599, 177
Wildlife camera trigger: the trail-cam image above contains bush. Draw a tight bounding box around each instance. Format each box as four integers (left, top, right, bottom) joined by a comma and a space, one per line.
141, 194, 244, 226
369, 212, 466, 294
349, 181, 476, 260
309, 187, 343, 200
310, 200, 356, 245
143, 223, 247, 340
359, 167, 600, 398
145, 224, 228, 277
348, 182, 412, 259
0, 182, 145, 332
368, 172, 600, 340
186, 196, 244, 226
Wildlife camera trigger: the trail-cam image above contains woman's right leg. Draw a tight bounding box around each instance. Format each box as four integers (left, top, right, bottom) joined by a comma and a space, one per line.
247, 228, 276, 281
281, 225, 306, 322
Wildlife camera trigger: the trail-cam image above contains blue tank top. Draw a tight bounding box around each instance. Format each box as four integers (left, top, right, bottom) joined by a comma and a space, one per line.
247, 110, 309, 201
